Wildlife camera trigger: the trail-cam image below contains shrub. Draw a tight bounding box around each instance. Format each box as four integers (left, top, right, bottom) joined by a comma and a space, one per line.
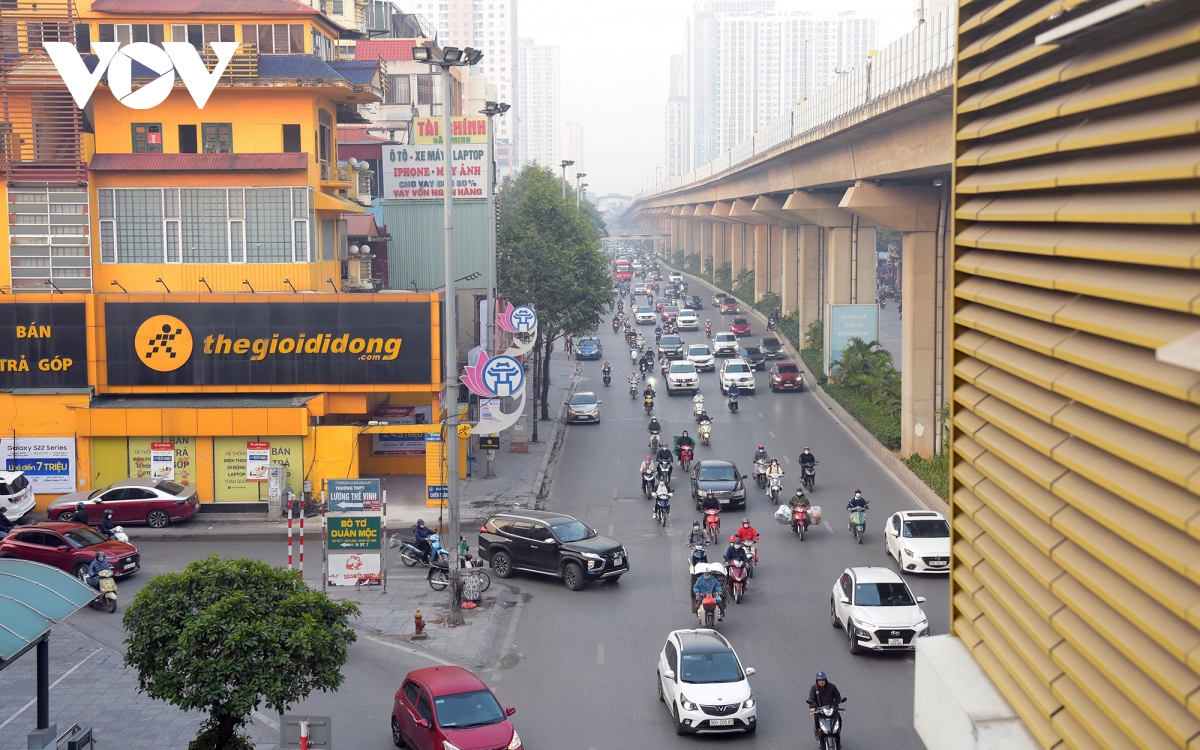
684, 254, 701, 272
752, 291, 780, 317
906, 453, 949, 499
702, 257, 714, 276
713, 262, 733, 291
775, 310, 801, 350
732, 269, 755, 300
804, 319, 824, 350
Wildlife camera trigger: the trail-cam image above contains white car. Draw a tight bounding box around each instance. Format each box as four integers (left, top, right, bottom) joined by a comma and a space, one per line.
718, 359, 755, 393
657, 629, 757, 735
713, 332, 739, 356
677, 310, 699, 330
831, 567, 929, 654
0, 470, 35, 521
635, 308, 657, 325
666, 361, 700, 395
686, 344, 716, 371
669, 271, 683, 283
884, 510, 950, 573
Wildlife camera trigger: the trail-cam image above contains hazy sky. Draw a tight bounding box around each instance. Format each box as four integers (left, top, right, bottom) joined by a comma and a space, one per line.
516, 0, 917, 198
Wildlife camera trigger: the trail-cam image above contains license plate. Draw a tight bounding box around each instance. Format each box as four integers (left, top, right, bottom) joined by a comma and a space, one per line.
718, 498, 729, 504
124, 562, 137, 569
888, 638, 904, 646
612, 555, 622, 565
709, 719, 734, 726
930, 560, 947, 566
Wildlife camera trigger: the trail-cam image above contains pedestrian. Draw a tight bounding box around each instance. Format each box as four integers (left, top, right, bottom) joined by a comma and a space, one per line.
565, 336, 573, 357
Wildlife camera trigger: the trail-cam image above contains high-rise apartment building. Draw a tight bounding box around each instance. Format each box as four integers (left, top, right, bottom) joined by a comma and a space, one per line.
562, 121, 585, 176
409, 0, 519, 166
665, 54, 688, 178
517, 38, 560, 169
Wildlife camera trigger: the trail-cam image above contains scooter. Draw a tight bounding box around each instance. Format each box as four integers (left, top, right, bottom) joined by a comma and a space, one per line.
656, 457, 673, 487
692, 394, 705, 420
644, 394, 655, 414
849, 507, 868, 543
105, 526, 130, 543
753, 459, 768, 490
629, 347, 640, 363
688, 543, 709, 573
704, 508, 721, 544
801, 461, 817, 491
698, 420, 712, 446
603, 371, 612, 387
642, 467, 657, 499
767, 473, 784, 503
697, 593, 719, 628
653, 485, 672, 527
793, 504, 809, 540
727, 392, 739, 413
89, 569, 118, 613
679, 444, 693, 473
741, 540, 757, 578
809, 699, 849, 750
728, 556, 748, 604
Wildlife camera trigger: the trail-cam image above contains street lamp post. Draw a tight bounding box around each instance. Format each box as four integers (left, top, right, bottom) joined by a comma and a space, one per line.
413, 42, 483, 626
575, 172, 586, 209
480, 100, 509, 357
559, 159, 574, 200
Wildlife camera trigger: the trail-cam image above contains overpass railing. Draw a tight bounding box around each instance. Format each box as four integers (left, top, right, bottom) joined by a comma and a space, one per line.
638, 6, 956, 199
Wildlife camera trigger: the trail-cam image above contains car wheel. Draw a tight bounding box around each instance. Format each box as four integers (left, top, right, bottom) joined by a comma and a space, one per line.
847, 621, 862, 655
830, 599, 840, 629
56, 511, 75, 522
146, 509, 170, 528
391, 716, 406, 747
674, 704, 688, 736
74, 562, 89, 581
563, 562, 586, 591
657, 672, 665, 702
490, 550, 513, 578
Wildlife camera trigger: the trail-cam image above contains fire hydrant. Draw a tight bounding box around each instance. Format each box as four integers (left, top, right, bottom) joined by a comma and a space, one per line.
413, 609, 426, 639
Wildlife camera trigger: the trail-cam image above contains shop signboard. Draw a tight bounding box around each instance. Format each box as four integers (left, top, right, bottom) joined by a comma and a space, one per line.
150, 442, 175, 481
327, 515, 382, 549
824, 304, 879, 377
412, 115, 489, 145
0, 438, 76, 493
427, 484, 448, 500
104, 300, 434, 387
326, 513, 382, 587
0, 303, 88, 388
371, 434, 426, 456
381, 144, 486, 200
327, 552, 382, 586
327, 478, 381, 513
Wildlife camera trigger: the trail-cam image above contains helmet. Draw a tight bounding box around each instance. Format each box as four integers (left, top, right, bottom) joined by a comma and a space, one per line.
76, 502, 84, 510
854, 489, 862, 496
646, 455, 652, 461
94, 551, 105, 561
742, 518, 750, 525
758, 444, 764, 449
729, 536, 738, 543
416, 519, 426, 527
104, 509, 113, 517
816, 671, 827, 682
803, 446, 810, 452
692, 521, 700, 528
0, 506, 6, 515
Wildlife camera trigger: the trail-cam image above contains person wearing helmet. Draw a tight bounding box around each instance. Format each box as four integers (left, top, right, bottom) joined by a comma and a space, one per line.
733, 517, 759, 544
808, 671, 843, 739
685, 520, 708, 547
0, 506, 12, 538
99, 508, 117, 539
753, 444, 769, 463
87, 550, 111, 590
639, 454, 655, 495
413, 519, 433, 563
73, 501, 90, 527
723, 535, 749, 566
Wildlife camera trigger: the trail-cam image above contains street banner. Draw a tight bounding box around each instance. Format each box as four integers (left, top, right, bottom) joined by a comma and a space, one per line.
150, 442, 175, 481
327, 552, 381, 586
246, 442, 270, 481
327, 516, 382, 550
824, 304, 880, 376
0, 437, 75, 493
381, 144, 486, 200
412, 115, 488, 145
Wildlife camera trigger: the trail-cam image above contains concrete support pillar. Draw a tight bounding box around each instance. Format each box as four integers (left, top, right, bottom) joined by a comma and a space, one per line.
688, 220, 701, 257
781, 226, 798, 315
700, 221, 713, 272
902, 230, 938, 458
753, 224, 769, 300
730, 223, 746, 274
769, 225, 784, 299
670, 218, 680, 256
798, 225, 822, 331
712, 222, 725, 274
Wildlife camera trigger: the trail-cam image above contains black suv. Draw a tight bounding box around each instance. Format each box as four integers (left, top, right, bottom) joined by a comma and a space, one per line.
682, 295, 703, 311
659, 334, 686, 359
477, 510, 628, 590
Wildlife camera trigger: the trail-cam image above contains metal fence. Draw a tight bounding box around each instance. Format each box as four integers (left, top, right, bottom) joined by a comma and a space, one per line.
637, 6, 957, 198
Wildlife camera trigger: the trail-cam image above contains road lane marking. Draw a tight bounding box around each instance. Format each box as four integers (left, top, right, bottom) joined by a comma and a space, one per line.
769, 431, 776, 438
826, 522, 835, 533
597, 642, 605, 665
0, 648, 102, 731
360, 634, 456, 667
609, 525, 614, 536
784, 456, 791, 464
758, 411, 764, 417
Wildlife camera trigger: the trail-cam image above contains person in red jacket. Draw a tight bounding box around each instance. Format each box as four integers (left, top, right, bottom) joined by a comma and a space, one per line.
733, 517, 759, 543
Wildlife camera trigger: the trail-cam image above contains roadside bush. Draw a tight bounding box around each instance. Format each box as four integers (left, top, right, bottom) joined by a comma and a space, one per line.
684, 254, 701, 273
732, 269, 755, 300
906, 453, 949, 499
804, 319, 823, 350
713, 262, 733, 291
824, 383, 902, 450
702, 257, 714, 277
752, 291, 780, 317
775, 310, 801, 350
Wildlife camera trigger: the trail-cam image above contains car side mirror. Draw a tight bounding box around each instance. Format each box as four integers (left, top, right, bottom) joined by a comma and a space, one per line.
917, 596, 927, 603
505, 706, 516, 717
744, 667, 756, 676
57, 545, 70, 552
543, 539, 554, 544
664, 669, 675, 680
840, 697, 848, 704
415, 718, 430, 729
741, 474, 748, 479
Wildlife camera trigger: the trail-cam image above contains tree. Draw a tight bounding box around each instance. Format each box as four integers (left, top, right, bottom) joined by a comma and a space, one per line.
123, 556, 359, 750
497, 165, 610, 418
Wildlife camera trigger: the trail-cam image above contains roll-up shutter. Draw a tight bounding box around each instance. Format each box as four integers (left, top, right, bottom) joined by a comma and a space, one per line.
952, 0, 1200, 746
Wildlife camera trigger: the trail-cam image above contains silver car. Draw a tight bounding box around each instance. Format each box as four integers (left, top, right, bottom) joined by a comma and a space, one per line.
567, 392, 602, 423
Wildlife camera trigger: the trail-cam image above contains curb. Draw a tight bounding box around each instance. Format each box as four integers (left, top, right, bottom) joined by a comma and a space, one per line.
474, 584, 512, 666
532, 361, 578, 504
668, 264, 948, 514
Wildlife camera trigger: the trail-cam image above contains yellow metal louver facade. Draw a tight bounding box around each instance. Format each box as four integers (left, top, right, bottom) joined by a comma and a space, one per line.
950, 0, 1200, 748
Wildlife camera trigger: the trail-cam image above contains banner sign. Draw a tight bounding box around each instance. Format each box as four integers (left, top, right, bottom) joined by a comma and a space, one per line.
327, 516, 383, 550
150, 442, 175, 481
246, 442, 270, 482
0, 303, 88, 388
371, 434, 426, 456
381, 144, 486, 200
327, 478, 382, 513
328, 552, 381, 585
824, 304, 880, 377
104, 301, 434, 387
412, 116, 489, 145
0, 438, 76, 494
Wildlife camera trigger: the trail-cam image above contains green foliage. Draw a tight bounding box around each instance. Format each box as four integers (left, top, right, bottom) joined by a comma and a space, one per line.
713, 262, 732, 290
799, 348, 827, 386
702, 257, 714, 277
877, 228, 902, 255
683, 253, 701, 273
829, 338, 902, 416
775, 310, 801, 350
824, 382, 902, 450
732, 269, 755, 300
752, 291, 780, 317
804, 319, 824, 350
906, 452, 949, 499
123, 556, 358, 750
189, 726, 255, 750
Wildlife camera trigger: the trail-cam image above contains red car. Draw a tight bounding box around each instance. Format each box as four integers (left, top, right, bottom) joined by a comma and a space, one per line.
662, 305, 680, 322
48, 477, 200, 529
730, 317, 751, 336
0, 522, 141, 579
391, 666, 521, 750
769, 362, 804, 392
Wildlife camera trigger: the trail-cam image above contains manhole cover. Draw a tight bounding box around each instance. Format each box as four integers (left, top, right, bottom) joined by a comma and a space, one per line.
640, 532, 662, 538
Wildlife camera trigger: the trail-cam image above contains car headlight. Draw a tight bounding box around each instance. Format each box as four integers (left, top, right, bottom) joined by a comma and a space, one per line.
903, 548, 914, 557
443, 742, 462, 750
732, 488, 745, 499
581, 552, 602, 560
916, 620, 930, 636
742, 695, 756, 709
680, 694, 699, 711
506, 730, 522, 749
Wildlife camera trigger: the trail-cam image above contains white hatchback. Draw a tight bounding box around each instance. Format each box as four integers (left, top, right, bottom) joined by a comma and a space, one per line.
831, 566, 929, 654
884, 510, 950, 573
677, 310, 699, 329
658, 629, 757, 735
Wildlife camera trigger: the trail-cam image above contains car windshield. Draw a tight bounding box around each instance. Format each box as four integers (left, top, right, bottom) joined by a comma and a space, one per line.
776, 364, 799, 373
854, 582, 917, 607
697, 465, 737, 481
725, 363, 750, 373
550, 520, 596, 542
8, 475, 29, 492
434, 689, 506, 729
665, 307, 678, 313
579, 338, 599, 348
661, 336, 681, 346
689, 346, 711, 356
733, 318, 748, 325
742, 348, 762, 357
670, 363, 696, 373
903, 519, 950, 538
762, 338, 781, 347
156, 481, 186, 495
716, 334, 735, 341
569, 394, 597, 406
679, 651, 744, 684
63, 526, 108, 548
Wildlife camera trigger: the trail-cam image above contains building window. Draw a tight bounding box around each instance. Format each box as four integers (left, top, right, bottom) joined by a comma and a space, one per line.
75, 23, 91, 54
332, 0, 343, 13
99, 23, 165, 46
131, 123, 162, 154
243, 23, 304, 54
386, 74, 411, 105
282, 124, 302, 153
26, 22, 71, 52
416, 74, 433, 104
179, 125, 198, 154
113, 189, 165, 263
317, 110, 331, 163
180, 189, 228, 263
201, 123, 232, 154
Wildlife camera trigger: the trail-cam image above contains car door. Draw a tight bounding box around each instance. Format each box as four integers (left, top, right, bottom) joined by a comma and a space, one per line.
36, 530, 73, 573
835, 572, 853, 624
412, 689, 438, 750
504, 521, 536, 569
660, 639, 680, 708
525, 522, 561, 573
119, 487, 161, 524
397, 680, 423, 747
90, 487, 128, 522
6, 530, 51, 566
888, 515, 902, 559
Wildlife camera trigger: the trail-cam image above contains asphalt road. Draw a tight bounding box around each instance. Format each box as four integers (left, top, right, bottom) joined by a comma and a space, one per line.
481, 304, 949, 748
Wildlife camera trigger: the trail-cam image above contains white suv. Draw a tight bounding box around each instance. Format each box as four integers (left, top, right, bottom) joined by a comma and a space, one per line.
686, 344, 715, 371
713, 332, 738, 356
666, 361, 700, 395
718, 359, 755, 393
657, 629, 757, 735
831, 566, 929, 654
669, 271, 683, 284
0, 471, 35, 521
677, 309, 699, 330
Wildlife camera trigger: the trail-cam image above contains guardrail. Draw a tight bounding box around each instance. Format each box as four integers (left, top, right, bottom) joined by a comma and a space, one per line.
638, 6, 956, 199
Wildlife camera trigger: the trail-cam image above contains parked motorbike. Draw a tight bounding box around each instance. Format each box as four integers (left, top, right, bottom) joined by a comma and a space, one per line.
801, 461, 817, 491
809, 699, 848, 750
89, 568, 118, 613
704, 508, 721, 544
428, 555, 491, 593
698, 420, 712, 446
767, 473, 784, 503
849, 508, 868, 543
654, 485, 672, 527
728, 556, 748, 604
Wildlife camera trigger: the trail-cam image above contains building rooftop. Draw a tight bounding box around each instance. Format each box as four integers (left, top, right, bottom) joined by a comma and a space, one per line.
90, 153, 308, 171
90, 0, 322, 15
353, 39, 417, 62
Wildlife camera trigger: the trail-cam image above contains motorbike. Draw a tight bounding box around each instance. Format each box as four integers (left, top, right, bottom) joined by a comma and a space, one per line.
603, 372, 612, 387
612, 319, 620, 333
704, 508, 721, 544
698, 420, 712, 446
679, 444, 693, 473
801, 461, 817, 491
705, 325, 712, 339
642, 467, 657, 499
692, 394, 705, 420
727, 556, 748, 604
656, 457, 673, 486
688, 543, 709, 572
753, 459, 768, 489
767, 472, 784, 503
810, 699, 848, 750
629, 347, 640, 363
741, 540, 757, 578
727, 392, 739, 412
849, 507, 868, 543
792, 504, 810, 540
644, 394, 655, 414
649, 432, 661, 453
660, 359, 669, 377
654, 486, 672, 527
394, 532, 449, 566
428, 555, 491, 593
104, 526, 130, 543
698, 594, 719, 628
88, 568, 118, 613
629, 380, 639, 398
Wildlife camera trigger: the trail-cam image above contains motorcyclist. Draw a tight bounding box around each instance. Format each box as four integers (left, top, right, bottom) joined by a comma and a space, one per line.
86, 550, 111, 590
654, 324, 663, 343
602, 360, 612, 378
799, 447, 817, 469
655, 443, 675, 483
99, 509, 118, 539
766, 458, 784, 483
629, 372, 640, 390
788, 488, 811, 511
675, 430, 695, 465
692, 568, 725, 621
73, 501, 90, 527
640, 455, 655, 494
644, 385, 657, 405
753, 444, 769, 465
733, 517, 759, 545
647, 415, 661, 437
696, 410, 711, 425
414, 519, 433, 563
808, 671, 843, 740
723, 535, 750, 565
0, 506, 12, 538
705, 319, 712, 337
685, 521, 708, 547
847, 489, 869, 530
652, 480, 672, 519
727, 383, 740, 405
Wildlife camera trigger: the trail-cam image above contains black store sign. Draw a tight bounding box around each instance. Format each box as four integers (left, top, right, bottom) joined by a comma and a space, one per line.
0, 303, 88, 388
106, 302, 435, 387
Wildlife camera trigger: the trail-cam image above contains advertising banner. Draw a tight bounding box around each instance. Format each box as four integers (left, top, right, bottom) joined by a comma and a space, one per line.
246, 442, 270, 482
150, 442, 175, 481
381, 144, 486, 200
371, 434, 426, 456
327, 552, 382, 586
0, 303, 88, 388
129, 437, 194, 486
824, 304, 880, 376
327, 478, 382, 513
327, 515, 383, 549
0, 438, 76, 493
412, 116, 489, 145
372, 406, 432, 424
104, 301, 434, 387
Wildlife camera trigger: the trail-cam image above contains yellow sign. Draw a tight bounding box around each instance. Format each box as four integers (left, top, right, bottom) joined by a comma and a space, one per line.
413, 116, 489, 145
457, 423, 473, 439
134, 315, 192, 372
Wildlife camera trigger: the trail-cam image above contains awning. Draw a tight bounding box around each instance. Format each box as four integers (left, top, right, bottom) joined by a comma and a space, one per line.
316, 191, 368, 213
0, 559, 96, 667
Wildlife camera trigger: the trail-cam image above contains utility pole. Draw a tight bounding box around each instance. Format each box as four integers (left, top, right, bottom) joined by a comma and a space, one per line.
559, 159, 574, 200
480, 100, 508, 480
575, 172, 586, 209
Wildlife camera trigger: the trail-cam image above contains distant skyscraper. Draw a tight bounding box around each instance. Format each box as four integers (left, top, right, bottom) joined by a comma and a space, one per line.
517, 38, 561, 168
913, 0, 952, 25
665, 54, 688, 178
562, 121, 584, 175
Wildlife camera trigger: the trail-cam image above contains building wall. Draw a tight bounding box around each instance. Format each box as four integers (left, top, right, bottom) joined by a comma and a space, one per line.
950, 1, 1200, 747
517, 37, 560, 168
381, 200, 487, 290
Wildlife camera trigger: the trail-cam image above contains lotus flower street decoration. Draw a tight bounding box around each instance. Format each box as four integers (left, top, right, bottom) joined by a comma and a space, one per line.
461, 305, 537, 435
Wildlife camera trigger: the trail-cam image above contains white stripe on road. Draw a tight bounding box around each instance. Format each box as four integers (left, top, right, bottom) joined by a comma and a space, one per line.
252, 710, 279, 730
360, 634, 456, 667
0, 648, 102, 732
597, 642, 605, 665
769, 431, 775, 438
784, 456, 791, 464
826, 522, 835, 533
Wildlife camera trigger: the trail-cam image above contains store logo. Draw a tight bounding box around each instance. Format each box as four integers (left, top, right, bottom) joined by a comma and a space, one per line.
44, 41, 239, 110
135, 315, 193, 372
